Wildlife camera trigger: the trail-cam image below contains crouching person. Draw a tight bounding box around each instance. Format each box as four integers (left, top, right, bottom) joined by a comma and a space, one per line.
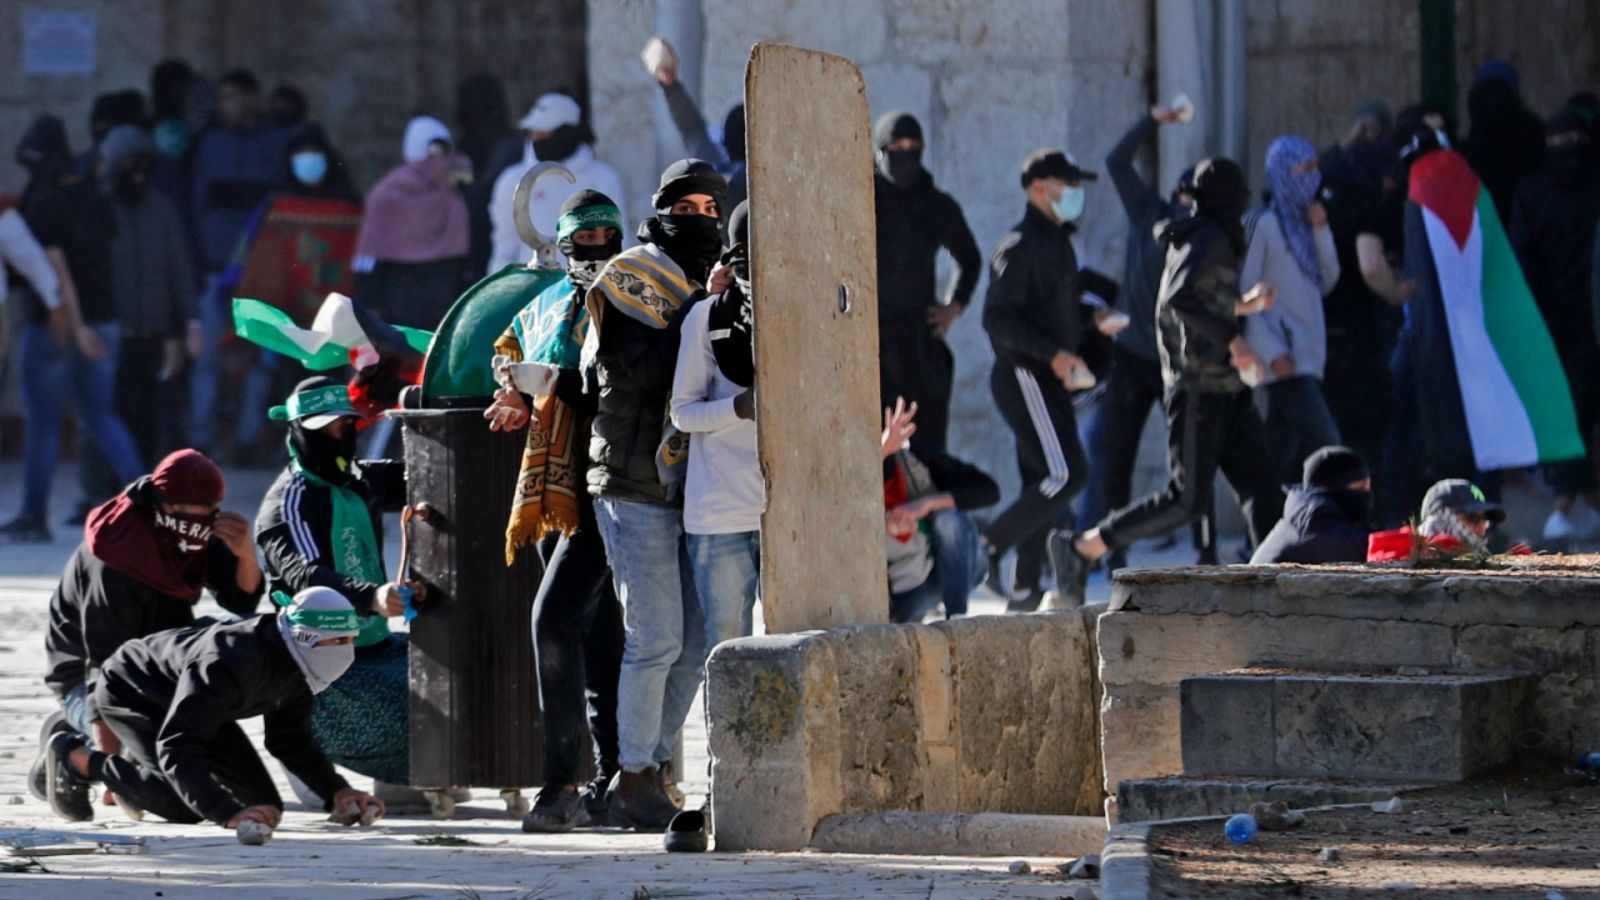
881, 398, 1000, 623
35, 449, 261, 810
255, 377, 421, 805
42, 588, 384, 833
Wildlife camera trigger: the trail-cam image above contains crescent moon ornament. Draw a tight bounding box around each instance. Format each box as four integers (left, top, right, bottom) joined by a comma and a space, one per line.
513, 162, 577, 269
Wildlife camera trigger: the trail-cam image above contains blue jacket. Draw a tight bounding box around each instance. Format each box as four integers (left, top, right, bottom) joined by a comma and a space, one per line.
190, 122, 293, 270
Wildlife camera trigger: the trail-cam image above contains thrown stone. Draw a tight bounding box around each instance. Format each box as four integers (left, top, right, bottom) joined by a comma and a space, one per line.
1007, 860, 1031, 875
1249, 801, 1302, 831
235, 821, 273, 846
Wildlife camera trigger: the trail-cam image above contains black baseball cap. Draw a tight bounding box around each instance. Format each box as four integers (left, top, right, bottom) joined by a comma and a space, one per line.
1021, 148, 1098, 187
1420, 479, 1505, 523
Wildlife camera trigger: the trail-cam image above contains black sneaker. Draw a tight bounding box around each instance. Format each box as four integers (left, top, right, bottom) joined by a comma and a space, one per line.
28, 713, 70, 802
44, 732, 93, 822
981, 543, 1007, 596
0, 516, 51, 544
1004, 588, 1042, 613
521, 784, 584, 833
579, 771, 613, 824
1048, 530, 1090, 608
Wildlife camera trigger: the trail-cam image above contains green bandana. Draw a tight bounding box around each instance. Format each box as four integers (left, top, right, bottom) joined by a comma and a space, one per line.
272, 591, 361, 632
556, 204, 622, 243
270, 384, 356, 422
290, 451, 390, 647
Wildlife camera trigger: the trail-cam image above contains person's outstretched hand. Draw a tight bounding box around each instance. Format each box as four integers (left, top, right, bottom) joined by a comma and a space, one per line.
330, 788, 386, 825
227, 804, 281, 829
881, 397, 918, 458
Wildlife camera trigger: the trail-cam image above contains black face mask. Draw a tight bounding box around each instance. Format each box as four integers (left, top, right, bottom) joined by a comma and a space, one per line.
533, 125, 585, 163
877, 148, 922, 187
111, 170, 151, 205
1327, 487, 1374, 527
1547, 145, 1591, 189
289, 422, 358, 486
561, 236, 621, 290
656, 213, 724, 266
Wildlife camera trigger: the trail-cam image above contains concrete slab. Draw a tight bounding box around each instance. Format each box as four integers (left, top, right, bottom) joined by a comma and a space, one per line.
810, 811, 1105, 857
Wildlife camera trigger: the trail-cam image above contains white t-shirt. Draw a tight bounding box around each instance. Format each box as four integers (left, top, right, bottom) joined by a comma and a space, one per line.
670, 299, 765, 535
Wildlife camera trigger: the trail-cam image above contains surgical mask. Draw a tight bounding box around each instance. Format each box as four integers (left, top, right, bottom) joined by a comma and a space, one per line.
1052, 184, 1086, 222
291, 151, 328, 186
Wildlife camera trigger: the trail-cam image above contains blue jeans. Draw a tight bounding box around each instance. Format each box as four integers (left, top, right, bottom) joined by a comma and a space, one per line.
687, 531, 760, 649
595, 496, 706, 774
60, 682, 93, 737
17, 322, 142, 520
1264, 375, 1343, 486
186, 273, 280, 448
890, 508, 984, 623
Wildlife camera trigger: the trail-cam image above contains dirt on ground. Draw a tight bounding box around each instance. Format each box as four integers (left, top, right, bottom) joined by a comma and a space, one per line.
1150, 770, 1600, 898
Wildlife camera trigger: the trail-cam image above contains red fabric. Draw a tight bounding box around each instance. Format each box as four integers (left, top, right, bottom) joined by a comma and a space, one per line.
1407, 149, 1480, 250
0, 192, 16, 215
884, 464, 913, 544
235, 195, 363, 325
1366, 526, 1467, 562
150, 450, 225, 505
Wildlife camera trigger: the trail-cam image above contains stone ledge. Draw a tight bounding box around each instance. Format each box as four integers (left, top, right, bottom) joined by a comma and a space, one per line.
1100, 823, 1156, 900
810, 811, 1105, 857
1116, 776, 1429, 823
708, 608, 1104, 851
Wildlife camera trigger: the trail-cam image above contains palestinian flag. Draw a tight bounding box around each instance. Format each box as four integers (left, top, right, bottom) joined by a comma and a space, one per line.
233, 292, 433, 419
1405, 148, 1584, 473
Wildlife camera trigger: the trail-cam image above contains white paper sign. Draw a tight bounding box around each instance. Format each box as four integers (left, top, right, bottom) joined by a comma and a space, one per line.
23, 11, 97, 76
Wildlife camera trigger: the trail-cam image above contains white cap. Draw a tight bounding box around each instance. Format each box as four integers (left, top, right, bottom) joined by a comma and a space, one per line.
402, 116, 451, 163
519, 93, 582, 132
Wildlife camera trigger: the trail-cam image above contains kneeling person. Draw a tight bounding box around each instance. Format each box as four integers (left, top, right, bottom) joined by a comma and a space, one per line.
43, 588, 383, 830
255, 377, 420, 799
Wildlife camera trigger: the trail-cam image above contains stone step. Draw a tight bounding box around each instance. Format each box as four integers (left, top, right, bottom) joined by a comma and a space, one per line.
1116, 775, 1428, 824
1179, 668, 1531, 782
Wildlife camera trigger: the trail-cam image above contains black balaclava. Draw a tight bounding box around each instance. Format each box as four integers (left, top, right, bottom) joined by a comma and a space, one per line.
285, 376, 359, 486
151, 60, 197, 122
1544, 107, 1595, 190
533, 123, 591, 163
873, 111, 925, 188
723, 105, 747, 164
268, 85, 308, 128
556, 188, 624, 290
1302, 445, 1373, 525
1190, 157, 1250, 254
101, 125, 156, 206
709, 200, 754, 387
89, 90, 148, 145
646, 158, 728, 283
455, 73, 511, 174
16, 114, 72, 182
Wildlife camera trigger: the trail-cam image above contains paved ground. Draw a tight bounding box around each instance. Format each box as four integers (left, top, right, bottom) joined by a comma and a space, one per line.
0, 460, 1168, 898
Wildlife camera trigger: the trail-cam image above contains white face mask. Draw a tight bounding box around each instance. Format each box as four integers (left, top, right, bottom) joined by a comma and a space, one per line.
275, 588, 359, 693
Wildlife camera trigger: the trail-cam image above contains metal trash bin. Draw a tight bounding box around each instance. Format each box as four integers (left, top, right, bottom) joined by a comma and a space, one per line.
391, 261, 566, 818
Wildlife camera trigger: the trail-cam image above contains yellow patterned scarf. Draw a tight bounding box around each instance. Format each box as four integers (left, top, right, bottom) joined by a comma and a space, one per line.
585, 244, 699, 494
498, 278, 590, 565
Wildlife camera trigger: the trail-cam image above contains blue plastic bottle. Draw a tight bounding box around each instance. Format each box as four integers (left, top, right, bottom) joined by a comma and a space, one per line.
1225, 813, 1257, 844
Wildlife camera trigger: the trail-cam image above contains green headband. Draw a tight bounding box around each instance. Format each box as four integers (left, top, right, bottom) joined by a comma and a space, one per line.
556, 204, 623, 243
269, 384, 355, 422
288, 607, 360, 632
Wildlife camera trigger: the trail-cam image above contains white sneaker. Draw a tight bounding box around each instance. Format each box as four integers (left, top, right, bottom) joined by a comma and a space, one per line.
1543, 510, 1577, 541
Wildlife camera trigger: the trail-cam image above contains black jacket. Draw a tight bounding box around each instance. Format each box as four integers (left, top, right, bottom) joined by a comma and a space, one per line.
587, 242, 702, 504
1154, 214, 1245, 394
1509, 169, 1600, 359
1249, 486, 1371, 565
44, 543, 261, 716
1105, 116, 1183, 363
887, 439, 1001, 511
875, 170, 981, 328
95, 614, 350, 825
255, 460, 406, 613
983, 204, 1083, 382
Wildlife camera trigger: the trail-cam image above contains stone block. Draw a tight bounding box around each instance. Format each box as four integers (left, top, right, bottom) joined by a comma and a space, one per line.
1180, 675, 1274, 776
1179, 671, 1531, 781
1101, 682, 1183, 794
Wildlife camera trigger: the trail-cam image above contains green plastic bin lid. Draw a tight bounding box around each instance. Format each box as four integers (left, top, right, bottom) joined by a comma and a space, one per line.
420, 264, 567, 401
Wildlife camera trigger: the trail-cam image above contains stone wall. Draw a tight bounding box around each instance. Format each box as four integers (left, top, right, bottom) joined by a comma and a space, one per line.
1099, 565, 1600, 817
0, 0, 588, 195
706, 607, 1103, 851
